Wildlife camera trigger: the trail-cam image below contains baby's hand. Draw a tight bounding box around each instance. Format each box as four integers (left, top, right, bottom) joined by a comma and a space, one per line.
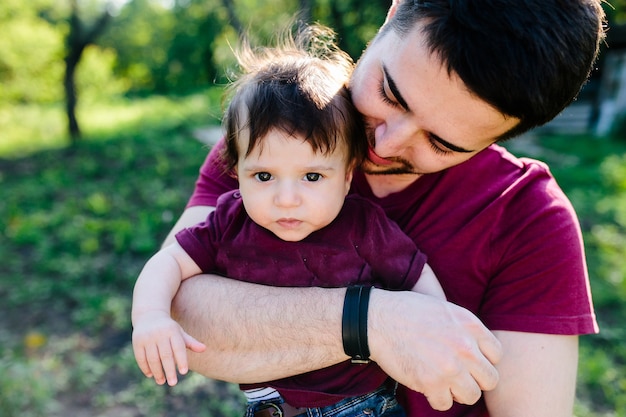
132, 311, 206, 386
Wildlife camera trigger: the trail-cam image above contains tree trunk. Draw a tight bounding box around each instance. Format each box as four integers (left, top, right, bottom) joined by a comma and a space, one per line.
221, 0, 244, 37
64, 48, 81, 142
63, 0, 111, 144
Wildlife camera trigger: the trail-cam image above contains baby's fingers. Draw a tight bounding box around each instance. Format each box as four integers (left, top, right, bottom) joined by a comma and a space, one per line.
146, 343, 168, 385
182, 331, 207, 353
157, 338, 180, 386
171, 333, 192, 376
132, 343, 153, 379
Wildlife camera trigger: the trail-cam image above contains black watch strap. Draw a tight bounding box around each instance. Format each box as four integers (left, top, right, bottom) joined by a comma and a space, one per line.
342, 286, 372, 364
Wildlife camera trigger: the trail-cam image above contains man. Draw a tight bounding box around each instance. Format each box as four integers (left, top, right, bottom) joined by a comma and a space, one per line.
163, 1, 605, 416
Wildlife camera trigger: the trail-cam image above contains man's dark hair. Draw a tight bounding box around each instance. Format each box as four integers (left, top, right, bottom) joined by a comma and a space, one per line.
221, 24, 366, 172
383, 0, 607, 140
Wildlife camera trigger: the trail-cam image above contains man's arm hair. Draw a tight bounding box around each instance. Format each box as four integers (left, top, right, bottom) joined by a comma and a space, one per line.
172, 279, 347, 382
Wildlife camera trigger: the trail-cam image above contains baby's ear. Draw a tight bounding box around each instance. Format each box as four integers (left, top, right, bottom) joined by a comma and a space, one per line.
229, 165, 239, 179
344, 167, 354, 195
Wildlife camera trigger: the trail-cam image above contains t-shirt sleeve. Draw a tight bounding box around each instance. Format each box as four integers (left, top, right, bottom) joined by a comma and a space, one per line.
186, 138, 239, 208
479, 164, 598, 335
175, 212, 220, 272
176, 191, 238, 272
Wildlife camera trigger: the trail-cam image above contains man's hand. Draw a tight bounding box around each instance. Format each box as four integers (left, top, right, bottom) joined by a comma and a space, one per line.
368, 288, 502, 411
132, 311, 206, 386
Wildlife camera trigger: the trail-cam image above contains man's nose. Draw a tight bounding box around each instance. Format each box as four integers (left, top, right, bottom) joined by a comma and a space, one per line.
372, 117, 418, 157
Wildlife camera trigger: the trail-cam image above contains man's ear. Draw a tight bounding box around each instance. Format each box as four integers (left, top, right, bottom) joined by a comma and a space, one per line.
384, 0, 402, 25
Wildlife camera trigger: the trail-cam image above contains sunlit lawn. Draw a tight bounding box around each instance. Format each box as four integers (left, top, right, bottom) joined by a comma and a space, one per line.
0, 90, 223, 158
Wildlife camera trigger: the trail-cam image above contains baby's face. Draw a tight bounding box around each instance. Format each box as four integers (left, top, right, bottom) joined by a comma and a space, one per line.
236, 128, 352, 242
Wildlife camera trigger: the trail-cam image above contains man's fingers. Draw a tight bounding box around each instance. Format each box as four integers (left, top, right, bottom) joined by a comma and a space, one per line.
470, 322, 502, 391
448, 373, 484, 406
447, 309, 501, 392
424, 389, 454, 411
470, 353, 500, 392
479, 328, 503, 365
420, 353, 486, 409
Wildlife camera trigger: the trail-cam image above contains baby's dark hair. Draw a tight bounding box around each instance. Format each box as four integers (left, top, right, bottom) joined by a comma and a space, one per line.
220, 23, 366, 172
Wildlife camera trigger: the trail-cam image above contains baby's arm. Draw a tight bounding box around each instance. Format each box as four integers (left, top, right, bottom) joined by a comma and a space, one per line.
411, 263, 446, 300
131, 242, 207, 386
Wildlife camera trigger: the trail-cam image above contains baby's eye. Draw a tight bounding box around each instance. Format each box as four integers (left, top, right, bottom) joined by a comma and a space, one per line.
304, 173, 321, 182
255, 172, 272, 182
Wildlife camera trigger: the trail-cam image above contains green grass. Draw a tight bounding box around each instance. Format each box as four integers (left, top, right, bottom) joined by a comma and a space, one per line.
0, 98, 625, 416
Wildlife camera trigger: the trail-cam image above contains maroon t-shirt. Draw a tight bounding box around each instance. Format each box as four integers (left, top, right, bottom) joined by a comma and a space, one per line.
186, 139, 598, 416
176, 190, 427, 407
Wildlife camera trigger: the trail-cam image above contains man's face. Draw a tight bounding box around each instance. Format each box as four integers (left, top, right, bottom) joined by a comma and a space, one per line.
349, 23, 520, 179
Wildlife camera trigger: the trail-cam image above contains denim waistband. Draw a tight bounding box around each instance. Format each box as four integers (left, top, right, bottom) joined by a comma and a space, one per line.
246, 381, 403, 417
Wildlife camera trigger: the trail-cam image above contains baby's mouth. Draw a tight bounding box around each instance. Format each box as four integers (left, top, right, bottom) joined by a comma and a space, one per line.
277, 218, 302, 229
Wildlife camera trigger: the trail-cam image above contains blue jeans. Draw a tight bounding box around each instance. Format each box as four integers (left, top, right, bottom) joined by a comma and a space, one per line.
244, 383, 405, 417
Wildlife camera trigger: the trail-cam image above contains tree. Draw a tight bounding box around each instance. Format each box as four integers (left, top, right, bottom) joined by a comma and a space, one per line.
221, 0, 244, 36
64, 0, 111, 142
166, 0, 225, 92
315, 0, 387, 60
99, 0, 174, 94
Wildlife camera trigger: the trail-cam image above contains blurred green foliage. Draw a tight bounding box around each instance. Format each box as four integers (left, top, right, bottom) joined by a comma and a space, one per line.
606, 0, 626, 23
0, 0, 65, 103
0, 0, 389, 104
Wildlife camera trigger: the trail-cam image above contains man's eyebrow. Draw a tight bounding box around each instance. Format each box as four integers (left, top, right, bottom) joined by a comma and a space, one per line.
383, 65, 410, 111
383, 64, 475, 154
432, 134, 474, 153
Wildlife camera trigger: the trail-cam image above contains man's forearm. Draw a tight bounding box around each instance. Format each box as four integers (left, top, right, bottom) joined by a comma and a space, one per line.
173, 275, 503, 412
171, 274, 347, 383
